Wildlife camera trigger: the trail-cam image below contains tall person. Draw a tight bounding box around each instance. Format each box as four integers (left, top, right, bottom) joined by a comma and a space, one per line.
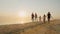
35, 13, 37, 21
47, 12, 51, 23
31, 13, 34, 22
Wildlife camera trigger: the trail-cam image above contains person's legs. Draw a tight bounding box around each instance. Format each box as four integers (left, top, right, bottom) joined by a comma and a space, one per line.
48, 18, 50, 23
32, 17, 33, 22
44, 19, 45, 23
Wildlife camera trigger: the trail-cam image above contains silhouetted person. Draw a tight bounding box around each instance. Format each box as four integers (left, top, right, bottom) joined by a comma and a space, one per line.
39, 16, 41, 22
31, 13, 34, 21
35, 13, 37, 21
43, 14, 46, 23
47, 12, 51, 23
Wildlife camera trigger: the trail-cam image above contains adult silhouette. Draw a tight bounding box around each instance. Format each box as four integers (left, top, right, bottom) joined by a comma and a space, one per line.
47, 12, 51, 23
31, 13, 34, 21
35, 13, 37, 21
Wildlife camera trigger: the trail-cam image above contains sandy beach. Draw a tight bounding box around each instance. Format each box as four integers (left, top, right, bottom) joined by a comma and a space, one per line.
0, 19, 60, 34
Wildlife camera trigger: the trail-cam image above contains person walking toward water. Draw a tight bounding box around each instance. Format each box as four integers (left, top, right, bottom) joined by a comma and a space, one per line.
31, 13, 34, 21
35, 13, 37, 21
47, 12, 51, 23
43, 14, 46, 23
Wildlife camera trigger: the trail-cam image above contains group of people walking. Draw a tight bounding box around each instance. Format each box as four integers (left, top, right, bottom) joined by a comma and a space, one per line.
31, 12, 51, 23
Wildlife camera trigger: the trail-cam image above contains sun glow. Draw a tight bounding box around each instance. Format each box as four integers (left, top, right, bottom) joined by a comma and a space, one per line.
18, 11, 26, 17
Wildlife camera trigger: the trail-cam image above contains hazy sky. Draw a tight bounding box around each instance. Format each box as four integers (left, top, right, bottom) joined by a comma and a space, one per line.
0, 0, 60, 19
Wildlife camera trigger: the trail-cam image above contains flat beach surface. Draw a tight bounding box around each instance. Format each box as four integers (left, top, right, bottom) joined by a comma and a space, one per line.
0, 19, 60, 34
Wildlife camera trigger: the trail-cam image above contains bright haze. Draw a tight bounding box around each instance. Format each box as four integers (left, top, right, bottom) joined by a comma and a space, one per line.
0, 0, 60, 25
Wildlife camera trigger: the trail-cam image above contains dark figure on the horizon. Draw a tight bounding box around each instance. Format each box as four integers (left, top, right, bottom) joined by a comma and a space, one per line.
35, 13, 37, 21
43, 14, 46, 23
31, 13, 34, 21
47, 12, 51, 22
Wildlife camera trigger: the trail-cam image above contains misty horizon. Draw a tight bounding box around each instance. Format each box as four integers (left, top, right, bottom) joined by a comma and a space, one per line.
0, 0, 60, 25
